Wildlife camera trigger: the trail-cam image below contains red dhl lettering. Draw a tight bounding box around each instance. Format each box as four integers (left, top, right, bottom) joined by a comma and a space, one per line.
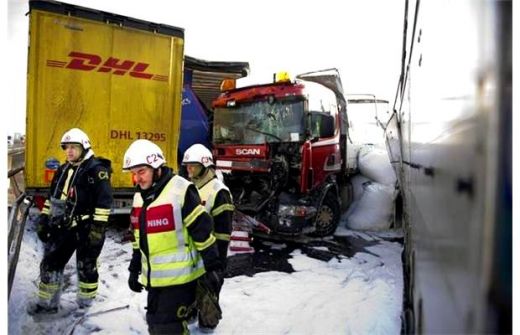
46, 51, 169, 82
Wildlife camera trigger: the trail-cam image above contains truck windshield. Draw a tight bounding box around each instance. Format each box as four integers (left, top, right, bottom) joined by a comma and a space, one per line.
213, 100, 305, 144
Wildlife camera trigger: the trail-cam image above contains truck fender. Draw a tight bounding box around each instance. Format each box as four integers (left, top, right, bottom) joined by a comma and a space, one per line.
310, 180, 342, 236
315, 180, 339, 212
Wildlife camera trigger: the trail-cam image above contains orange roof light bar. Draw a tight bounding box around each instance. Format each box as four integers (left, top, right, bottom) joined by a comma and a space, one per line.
220, 78, 236, 91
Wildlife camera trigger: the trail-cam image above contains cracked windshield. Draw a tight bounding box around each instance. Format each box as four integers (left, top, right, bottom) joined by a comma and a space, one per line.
213, 99, 305, 144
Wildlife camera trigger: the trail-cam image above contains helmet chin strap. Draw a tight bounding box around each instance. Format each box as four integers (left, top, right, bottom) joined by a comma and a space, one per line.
191, 165, 207, 182
69, 147, 88, 164
196, 166, 207, 178
152, 167, 162, 183
79, 147, 88, 160
192, 166, 215, 188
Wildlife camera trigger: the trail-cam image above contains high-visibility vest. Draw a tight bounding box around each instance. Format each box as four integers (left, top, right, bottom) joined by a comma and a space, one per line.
198, 178, 234, 217
130, 176, 205, 287
198, 178, 234, 243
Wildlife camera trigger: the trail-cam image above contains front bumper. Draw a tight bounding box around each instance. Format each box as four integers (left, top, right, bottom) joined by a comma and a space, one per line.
274, 205, 317, 235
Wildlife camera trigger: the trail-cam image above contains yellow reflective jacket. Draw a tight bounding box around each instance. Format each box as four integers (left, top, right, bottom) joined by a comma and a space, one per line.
130, 176, 205, 287
198, 178, 233, 217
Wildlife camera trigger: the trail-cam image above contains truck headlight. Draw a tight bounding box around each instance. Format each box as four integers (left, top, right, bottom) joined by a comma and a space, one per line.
278, 205, 316, 217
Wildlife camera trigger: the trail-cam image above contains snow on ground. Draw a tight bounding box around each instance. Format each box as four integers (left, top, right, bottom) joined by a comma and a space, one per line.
9, 208, 403, 335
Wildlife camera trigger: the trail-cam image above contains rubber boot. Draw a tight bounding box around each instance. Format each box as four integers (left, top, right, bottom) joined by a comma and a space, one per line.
27, 271, 63, 315
77, 280, 98, 311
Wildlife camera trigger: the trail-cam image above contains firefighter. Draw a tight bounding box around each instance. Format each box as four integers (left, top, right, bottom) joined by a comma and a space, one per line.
182, 144, 234, 268
28, 128, 113, 315
123, 139, 223, 335
182, 143, 234, 332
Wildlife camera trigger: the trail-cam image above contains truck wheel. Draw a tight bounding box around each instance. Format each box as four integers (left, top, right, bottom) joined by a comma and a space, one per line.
313, 191, 340, 237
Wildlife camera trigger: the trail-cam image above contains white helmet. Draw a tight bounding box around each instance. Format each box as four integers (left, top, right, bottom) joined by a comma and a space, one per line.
61, 128, 91, 150
182, 144, 214, 168
123, 139, 166, 170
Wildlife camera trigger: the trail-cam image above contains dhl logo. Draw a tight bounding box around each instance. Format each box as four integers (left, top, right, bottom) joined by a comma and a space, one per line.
47, 51, 169, 82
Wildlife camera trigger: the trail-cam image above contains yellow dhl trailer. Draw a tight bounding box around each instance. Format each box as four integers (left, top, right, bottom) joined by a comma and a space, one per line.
25, 0, 185, 213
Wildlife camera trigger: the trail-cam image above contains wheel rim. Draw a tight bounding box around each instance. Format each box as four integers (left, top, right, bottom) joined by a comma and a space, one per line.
316, 205, 334, 230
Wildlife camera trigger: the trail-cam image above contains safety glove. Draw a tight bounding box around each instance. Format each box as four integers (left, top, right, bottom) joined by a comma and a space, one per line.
196, 278, 222, 329
128, 272, 143, 293
36, 214, 52, 242
201, 269, 223, 296
88, 221, 105, 247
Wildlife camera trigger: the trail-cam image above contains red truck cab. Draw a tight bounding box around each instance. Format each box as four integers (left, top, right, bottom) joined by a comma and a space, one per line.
212, 69, 352, 237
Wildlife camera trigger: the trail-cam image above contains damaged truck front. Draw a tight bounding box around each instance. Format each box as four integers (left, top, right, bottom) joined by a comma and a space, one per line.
212, 69, 355, 238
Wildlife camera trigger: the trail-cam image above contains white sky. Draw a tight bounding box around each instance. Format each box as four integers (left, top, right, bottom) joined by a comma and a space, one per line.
5, 0, 405, 134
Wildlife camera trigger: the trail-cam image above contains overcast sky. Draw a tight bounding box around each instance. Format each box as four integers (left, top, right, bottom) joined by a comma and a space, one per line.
6, 0, 405, 134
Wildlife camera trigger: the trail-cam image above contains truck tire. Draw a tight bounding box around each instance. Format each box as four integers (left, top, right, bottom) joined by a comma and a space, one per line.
312, 191, 340, 237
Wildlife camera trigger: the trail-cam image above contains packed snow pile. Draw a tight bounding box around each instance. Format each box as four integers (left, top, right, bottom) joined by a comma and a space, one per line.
343, 145, 398, 231
347, 182, 397, 230
357, 145, 397, 185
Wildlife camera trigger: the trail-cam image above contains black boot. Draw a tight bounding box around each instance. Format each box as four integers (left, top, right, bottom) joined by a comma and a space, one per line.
26, 302, 58, 315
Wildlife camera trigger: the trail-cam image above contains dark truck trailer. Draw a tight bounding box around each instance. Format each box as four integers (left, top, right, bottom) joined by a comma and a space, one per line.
178, 56, 249, 163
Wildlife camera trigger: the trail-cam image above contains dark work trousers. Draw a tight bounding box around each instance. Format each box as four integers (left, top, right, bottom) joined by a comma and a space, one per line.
146, 281, 197, 335
40, 226, 104, 289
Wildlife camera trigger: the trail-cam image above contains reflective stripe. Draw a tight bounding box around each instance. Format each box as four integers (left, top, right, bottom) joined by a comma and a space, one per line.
171, 177, 186, 251
211, 203, 235, 216
78, 290, 97, 299
214, 232, 231, 241
199, 180, 234, 242
152, 250, 199, 264
95, 208, 111, 215
39, 282, 59, 290
60, 169, 74, 201
199, 178, 233, 215
79, 281, 98, 289
194, 234, 216, 251
184, 205, 205, 227
150, 261, 205, 279
93, 215, 109, 222
94, 208, 110, 222
37, 282, 59, 299
38, 291, 53, 299
40, 282, 59, 290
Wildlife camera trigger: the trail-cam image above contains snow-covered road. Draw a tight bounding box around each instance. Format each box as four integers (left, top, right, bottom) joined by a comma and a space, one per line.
9, 210, 403, 335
